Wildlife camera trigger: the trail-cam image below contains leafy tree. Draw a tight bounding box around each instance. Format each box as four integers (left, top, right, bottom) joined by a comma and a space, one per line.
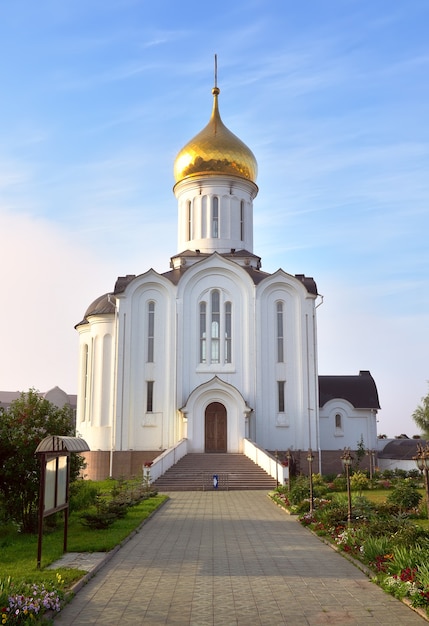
412, 383, 429, 437
0, 389, 84, 532
355, 435, 366, 468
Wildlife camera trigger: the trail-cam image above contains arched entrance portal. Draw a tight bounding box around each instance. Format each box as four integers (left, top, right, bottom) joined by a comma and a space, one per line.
205, 402, 227, 452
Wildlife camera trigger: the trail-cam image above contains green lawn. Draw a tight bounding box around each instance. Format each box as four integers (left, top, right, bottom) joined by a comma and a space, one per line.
360, 488, 429, 529
0, 494, 168, 587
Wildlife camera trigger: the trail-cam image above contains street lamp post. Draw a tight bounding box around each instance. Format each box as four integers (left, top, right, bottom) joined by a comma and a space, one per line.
275, 450, 279, 487
341, 447, 353, 525
413, 443, 429, 520
307, 448, 314, 514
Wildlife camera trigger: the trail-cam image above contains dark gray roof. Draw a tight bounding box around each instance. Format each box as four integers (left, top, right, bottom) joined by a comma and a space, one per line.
77, 255, 318, 327
75, 293, 115, 327
319, 370, 380, 409
35, 435, 90, 453
378, 439, 428, 460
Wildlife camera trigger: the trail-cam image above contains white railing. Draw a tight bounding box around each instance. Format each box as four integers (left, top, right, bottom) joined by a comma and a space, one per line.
147, 439, 188, 482
243, 438, 289, 485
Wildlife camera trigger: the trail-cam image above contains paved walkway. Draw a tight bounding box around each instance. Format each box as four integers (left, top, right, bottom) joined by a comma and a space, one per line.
54, 491, 427, 625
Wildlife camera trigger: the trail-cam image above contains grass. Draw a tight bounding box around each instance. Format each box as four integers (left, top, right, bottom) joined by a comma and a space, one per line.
0, 494, 168, 588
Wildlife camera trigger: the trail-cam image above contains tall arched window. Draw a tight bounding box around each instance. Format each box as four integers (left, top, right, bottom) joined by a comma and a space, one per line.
212, 197, 219, 238
186, 200, 192, 241
225, 301, 232, 363
200, 302, 207, 363
277, 302, 284, 362
199, 291, 232, 365
82, 344, 89, 421
147, 301, 155, 362
240, 200, 245, 241
211, 290, 220, 363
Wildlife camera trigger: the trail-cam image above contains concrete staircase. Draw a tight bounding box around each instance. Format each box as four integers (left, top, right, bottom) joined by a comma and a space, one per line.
151, 453, 277, 492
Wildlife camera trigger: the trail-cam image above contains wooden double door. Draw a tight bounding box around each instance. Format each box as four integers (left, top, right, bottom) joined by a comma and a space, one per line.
204, 402, 227, 452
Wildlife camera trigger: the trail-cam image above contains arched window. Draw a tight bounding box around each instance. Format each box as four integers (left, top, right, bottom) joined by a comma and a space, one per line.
225, 301, 232, 363
199, 291, 232, 365
240, 200, 245, 241
212, 197, 219, 238
82, 344, 89, 421
277, 302, 284, 362
200, 302, 207, 363
211, 290, 220, 363
186, 200, 192, 241
335, 413, 342, 430
147, 301, 155, 362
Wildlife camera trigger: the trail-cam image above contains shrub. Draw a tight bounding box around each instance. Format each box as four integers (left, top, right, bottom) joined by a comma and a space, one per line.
387, 480, 422, 513
69, 480, 100, 512
79, 496, 118, 530
332, 476, 347, 491
311, 496, 349, 528
350, 471, 369, 495
289, 476, 309, 505
352, 495, 374, 520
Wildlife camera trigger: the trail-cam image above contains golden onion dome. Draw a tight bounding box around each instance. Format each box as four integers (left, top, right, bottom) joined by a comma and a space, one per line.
174, 86, 258, 184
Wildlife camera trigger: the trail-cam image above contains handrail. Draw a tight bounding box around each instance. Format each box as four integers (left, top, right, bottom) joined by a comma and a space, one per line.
148, 439, 188, 482
243, 438, 289, 485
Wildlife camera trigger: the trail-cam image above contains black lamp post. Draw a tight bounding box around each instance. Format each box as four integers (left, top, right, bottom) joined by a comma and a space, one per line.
341, 447, 353, 525
307, 448, 314, 514
369, 449, 376, 480
413, 443, 429, 520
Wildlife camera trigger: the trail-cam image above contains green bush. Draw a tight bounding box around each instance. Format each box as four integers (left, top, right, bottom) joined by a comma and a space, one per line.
332, 476, 347, 491
289, 476, 309, 505
350, 471, 369, 494
387, 480, 422, 513
352, 495, 374, 520
79, 496, 118, 530
311, 496, 349, 528
69, 480, 100, 512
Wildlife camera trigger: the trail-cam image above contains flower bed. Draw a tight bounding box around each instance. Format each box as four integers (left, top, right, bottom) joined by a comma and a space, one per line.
1, 574, 64, 624
271, 476, 429, 616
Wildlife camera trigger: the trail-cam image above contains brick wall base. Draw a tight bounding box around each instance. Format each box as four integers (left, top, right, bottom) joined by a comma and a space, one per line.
80, 449, 376, 481
270, 449, 375, 478
81, 451, 162, 481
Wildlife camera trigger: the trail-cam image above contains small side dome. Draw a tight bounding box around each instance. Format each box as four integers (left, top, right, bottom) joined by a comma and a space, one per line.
84, 293, 115, 318
174, 86, 258, 184
75, 293, 115, 328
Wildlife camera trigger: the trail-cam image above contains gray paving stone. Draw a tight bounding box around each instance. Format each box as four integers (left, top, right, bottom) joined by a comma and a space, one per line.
53, 491, 427, 625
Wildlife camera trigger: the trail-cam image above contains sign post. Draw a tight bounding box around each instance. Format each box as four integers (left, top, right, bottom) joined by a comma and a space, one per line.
35, 436, 89, 568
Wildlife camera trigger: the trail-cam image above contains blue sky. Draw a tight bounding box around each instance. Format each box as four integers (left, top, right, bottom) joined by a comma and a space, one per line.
0, 0, 428, 438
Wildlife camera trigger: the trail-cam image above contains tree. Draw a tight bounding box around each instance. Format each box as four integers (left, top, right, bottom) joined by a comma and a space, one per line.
412, 383, 429, 438
355, 435, 366, 468
0, 389, 84, 532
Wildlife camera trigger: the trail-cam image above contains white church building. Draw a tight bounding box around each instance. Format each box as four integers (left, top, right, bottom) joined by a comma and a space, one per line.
75, 78, 380, 480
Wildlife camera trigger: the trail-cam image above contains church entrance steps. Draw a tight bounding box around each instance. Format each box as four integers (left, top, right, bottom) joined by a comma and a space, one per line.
151, 452, 277, 491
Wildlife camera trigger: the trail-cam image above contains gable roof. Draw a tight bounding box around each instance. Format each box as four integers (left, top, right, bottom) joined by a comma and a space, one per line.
319, 370, 380, 409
